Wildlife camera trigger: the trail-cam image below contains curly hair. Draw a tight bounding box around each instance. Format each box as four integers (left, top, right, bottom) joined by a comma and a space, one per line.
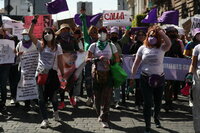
143, 25, 162, 48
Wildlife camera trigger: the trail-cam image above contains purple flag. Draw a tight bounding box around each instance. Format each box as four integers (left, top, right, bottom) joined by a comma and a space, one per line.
158, 10, 179, 25
45, 0, 69, 14
74, 13, 102, 27
141, 8, 157, 23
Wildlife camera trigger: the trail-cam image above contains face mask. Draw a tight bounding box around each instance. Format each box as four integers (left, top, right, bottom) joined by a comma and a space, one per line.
110, 37, 118, 42
44, 33, 53, 42
23, 35, 30, 41
0, 34, 4, 39
60, 32, 70, 39
98, 33, 107, 42
148, 36, 157, 45
196, 34, 200, 41
168, 34, 177, 39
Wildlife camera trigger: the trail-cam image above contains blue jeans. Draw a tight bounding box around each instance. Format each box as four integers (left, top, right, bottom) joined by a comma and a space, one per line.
0, 65, 11, 105
140, 74, 164, 128
84, 62, 93, 97
37, 85, 58, 120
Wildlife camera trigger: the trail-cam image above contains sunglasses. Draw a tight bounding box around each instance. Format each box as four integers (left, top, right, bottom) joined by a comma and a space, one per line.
44, 31, 52, 35
99, 30, 107, 33
138, 34, 145, 36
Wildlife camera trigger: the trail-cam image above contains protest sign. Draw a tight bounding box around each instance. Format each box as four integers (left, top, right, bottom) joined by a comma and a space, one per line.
0, 39, 15, 64
191, 17, 200, 35
16, 50, 39, 101
103, 10, 132, 26
122, 55, 191, 81
58, 52, 86, 90
24, 15, 52, 38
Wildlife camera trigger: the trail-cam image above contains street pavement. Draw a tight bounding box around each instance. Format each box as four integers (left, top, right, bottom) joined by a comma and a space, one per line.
0, 92, 195, 133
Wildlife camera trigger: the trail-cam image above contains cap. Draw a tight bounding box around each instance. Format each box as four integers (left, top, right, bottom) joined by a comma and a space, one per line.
110, 26, 119, 34
98, 27, 107, 33
21, 29, 29, 35
193, 28, 200, 37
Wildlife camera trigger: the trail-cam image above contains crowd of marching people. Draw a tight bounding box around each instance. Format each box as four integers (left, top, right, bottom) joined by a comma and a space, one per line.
1, 14, 200, 133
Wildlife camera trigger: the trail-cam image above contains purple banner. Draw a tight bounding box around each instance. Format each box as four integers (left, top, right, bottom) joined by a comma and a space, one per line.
122, 55, 191, 81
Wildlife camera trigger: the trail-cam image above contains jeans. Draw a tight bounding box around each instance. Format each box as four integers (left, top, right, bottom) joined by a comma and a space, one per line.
0, 65, 11, 105
113, 87, 120, 102
37, 85, 58, 120
84, 63, 93, 98
73, 71, 83, 96
140, 74, 164, 128
9, 65, 20, 99
135, 79, 143, 106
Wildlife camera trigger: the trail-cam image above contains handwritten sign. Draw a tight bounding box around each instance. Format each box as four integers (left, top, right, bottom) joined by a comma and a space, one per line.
16, 50, 39, 101
0, 39, 15, 64
103, 10, 132, 26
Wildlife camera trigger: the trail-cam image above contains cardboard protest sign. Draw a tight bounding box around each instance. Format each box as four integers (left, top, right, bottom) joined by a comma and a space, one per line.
191, 17, 200, 35
58, 52, 86, 91
0, 39, 15, 64
24, 15, 52, 39
103, 10, 132, 26
16, 50, 39, 101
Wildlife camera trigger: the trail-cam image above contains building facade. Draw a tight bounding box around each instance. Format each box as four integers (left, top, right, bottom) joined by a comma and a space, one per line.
77, 2, 93, 15
4, 0, 51, 16
118, 0, 128, 10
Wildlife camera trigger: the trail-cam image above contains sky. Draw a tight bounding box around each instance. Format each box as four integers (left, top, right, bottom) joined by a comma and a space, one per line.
55, 0, 117, 20
0, 0, 117, 20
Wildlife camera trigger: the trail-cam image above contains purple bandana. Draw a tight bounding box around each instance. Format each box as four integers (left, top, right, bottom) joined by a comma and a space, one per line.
22, 40, 32, 49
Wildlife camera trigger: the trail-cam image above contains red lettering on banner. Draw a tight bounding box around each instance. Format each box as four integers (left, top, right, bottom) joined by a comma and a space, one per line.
104, 13, 110, 20
119, 12, 124, 19
104, 12, 125, 20
110, 13, 115, 20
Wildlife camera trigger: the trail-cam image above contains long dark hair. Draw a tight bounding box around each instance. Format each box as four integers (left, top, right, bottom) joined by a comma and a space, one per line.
42, 27, 57, 51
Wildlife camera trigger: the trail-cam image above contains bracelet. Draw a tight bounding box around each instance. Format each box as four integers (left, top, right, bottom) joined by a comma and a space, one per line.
31, 19, 37, 24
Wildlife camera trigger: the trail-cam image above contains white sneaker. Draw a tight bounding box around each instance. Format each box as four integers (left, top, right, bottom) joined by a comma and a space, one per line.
98, 117, 102, 122
101, 122, 109, 128
189, 100, 193, 107
115, 102, 120, 108
86, 97, 93, 106
10, 99, 16, 104
40, 120, 49, 128
74, 96, 80, 102
54, 111, 61, 121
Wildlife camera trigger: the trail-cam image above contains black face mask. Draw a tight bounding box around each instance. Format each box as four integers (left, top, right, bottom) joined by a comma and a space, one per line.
168, 34, 177, 39
0, 34, 4, 39
110, 37, 118, 42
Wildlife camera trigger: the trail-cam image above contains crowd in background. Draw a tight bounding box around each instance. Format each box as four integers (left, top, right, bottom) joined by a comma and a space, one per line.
0, 14, 200, 132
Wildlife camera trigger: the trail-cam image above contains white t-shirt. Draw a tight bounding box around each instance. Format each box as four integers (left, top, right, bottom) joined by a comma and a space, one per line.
36, 41, 63, 73
136, 45, 165, 75
193, 44, 200, 69
16, 41, 37, 65
88, 42, 118, 71
16, 41, 37, 53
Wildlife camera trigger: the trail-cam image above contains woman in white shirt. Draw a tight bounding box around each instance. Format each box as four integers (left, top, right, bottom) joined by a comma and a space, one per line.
131, 26, 171, 133
188, 29, 200, 132
29, 15, 64, 129
86, 27, 120, 128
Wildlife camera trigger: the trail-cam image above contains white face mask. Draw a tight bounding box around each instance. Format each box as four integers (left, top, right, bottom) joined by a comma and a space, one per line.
98, 33, 107, 41
44, 33, 53, 42
23, 34, 30, 41
196, 34, 200, 41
